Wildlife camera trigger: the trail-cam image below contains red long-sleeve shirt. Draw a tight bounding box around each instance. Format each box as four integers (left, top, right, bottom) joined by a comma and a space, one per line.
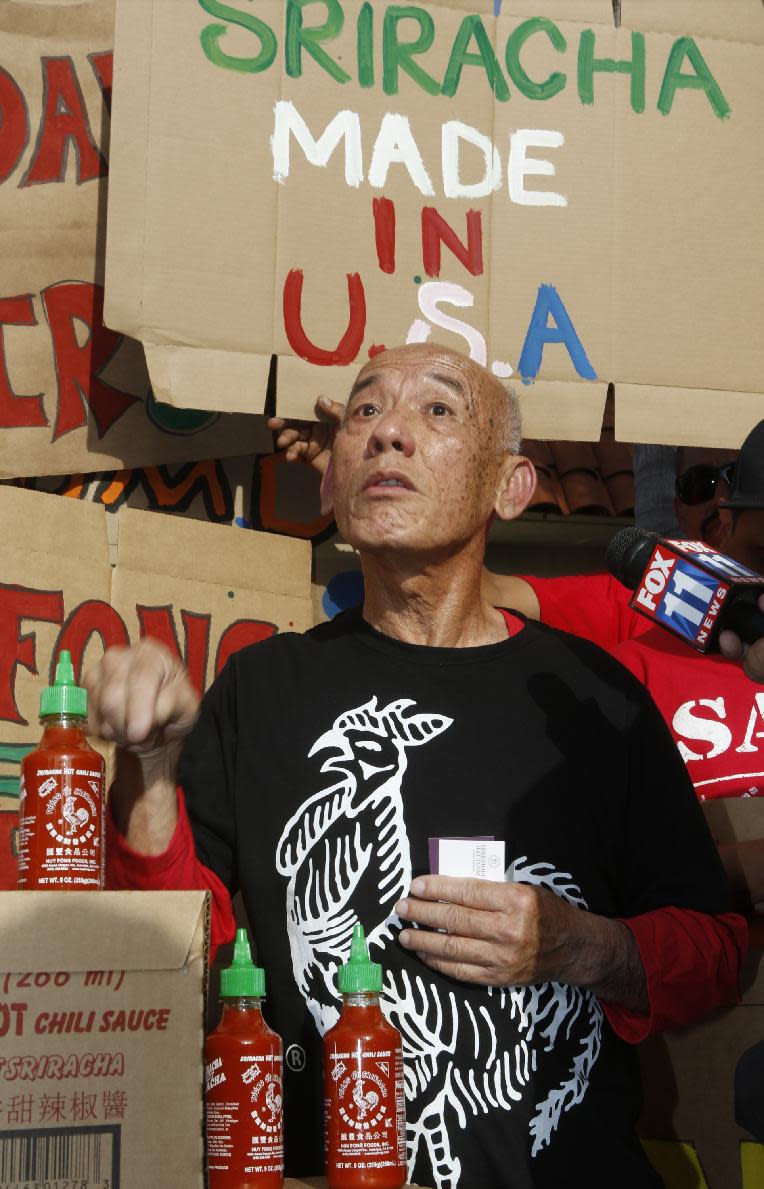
107, 789, 747, 1046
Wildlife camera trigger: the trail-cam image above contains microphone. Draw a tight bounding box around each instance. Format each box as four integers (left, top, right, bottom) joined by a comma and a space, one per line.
606, 527, 764, 652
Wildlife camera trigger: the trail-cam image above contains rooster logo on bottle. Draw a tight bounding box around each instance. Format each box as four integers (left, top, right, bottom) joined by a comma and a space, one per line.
277, 696, 601, 1187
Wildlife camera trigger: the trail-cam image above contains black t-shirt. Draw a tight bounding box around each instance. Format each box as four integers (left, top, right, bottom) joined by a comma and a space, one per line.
179, 610, 730, 1189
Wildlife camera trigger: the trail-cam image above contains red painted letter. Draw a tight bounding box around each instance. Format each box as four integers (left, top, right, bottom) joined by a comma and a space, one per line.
88, 51, 113, 116
0, 295, 47, 427
373, 197, 396, 274
283, 270, 366, 365
22, 56, 106, 187
43, 282, 139, 439
0, 586, 64, 724
55, 601, 130, 680
421, 207, 483, 278
0, 67, 29, 184
215, 620, 277, 676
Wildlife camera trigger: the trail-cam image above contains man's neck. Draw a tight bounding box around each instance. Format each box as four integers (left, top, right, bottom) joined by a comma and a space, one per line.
359, 544, 508, 648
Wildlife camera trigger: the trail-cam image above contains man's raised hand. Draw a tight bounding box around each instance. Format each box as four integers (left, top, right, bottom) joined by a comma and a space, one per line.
719, 593, 764, 683
267, 395, 344, 476
85, 638, 199, 757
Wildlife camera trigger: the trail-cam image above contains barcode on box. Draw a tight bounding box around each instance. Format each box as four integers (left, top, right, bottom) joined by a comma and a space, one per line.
0, 1124, 120, 1189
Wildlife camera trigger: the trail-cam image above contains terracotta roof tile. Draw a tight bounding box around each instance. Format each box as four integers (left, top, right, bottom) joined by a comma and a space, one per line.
521, 388, 634, 518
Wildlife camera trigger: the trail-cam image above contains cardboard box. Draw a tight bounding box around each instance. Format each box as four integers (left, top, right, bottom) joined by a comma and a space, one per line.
0, 890, 208, 1188
104, 0, 764, 446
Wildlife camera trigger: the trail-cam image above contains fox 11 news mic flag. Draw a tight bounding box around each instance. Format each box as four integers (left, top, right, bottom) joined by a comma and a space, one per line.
607, 528, 764, 653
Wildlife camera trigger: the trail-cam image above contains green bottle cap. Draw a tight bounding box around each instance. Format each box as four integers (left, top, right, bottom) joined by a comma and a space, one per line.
337, 923, 382, 995
40, 651, 88, 719
220, 928, 265, 999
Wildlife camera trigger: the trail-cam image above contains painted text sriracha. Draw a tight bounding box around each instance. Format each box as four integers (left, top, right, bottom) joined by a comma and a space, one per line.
17, 651, 105, 890
323, 924, 406, 1189
205, 930, 284, 1188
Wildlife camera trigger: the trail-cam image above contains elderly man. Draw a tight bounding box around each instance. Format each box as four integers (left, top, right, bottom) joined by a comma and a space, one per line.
93, 345, 745, 1189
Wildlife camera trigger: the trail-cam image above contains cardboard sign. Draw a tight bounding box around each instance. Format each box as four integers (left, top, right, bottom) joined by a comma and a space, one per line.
0, 890, 208, 1188
13, 450, 335, 564
0, 485, 312, 883
105, 0, 764, 445
0, 0, 272, 479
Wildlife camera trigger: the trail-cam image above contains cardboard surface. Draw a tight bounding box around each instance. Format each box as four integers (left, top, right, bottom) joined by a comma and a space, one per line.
0, 485, 312, 885
0, 890, 208, 1188
105, 0, 764, 445
0, 0, 271, 478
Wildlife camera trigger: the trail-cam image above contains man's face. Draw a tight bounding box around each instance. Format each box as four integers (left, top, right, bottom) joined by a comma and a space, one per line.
727, 510, 764, 575
328, 345, 510, 557
675, 447, 735, 547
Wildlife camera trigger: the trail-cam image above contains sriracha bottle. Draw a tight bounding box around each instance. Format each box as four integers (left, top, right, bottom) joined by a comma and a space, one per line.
17, 650, 105, 890
323, 924, 407, 1189
205, 929, 284, 1189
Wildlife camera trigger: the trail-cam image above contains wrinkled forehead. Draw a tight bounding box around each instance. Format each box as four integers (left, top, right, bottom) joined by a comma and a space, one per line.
350, 344, 494, 411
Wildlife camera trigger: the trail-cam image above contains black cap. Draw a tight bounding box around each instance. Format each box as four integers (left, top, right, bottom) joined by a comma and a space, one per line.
719, 421, 764, 510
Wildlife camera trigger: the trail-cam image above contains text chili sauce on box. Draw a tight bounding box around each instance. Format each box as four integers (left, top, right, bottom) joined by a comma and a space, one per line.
17, 650, 105, 890
323, 924, 407, 1189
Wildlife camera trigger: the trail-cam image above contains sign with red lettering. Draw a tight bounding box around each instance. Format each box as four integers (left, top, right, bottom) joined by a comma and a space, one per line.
105, 0, 764, 445
0, 0, 272, 478
0, 487, 312, 881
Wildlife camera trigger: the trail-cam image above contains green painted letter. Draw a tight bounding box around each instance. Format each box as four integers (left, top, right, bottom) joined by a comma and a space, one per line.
198, 0, 277, 74
442, 15, 509, 101
658, 37, 731, 119
357, 3, 374, 88
382, 7, 440, 97
286, 0, 350, 84
578, 29, 645, 113
505, 17, 566, 101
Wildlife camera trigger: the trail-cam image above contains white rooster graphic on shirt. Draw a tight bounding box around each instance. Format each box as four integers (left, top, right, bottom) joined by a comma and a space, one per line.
276, 696, 601, 1188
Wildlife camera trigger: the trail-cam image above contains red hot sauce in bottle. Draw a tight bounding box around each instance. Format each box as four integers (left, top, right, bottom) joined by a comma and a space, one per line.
205, 929, 284, 1189
323, 924, 407, 1189
17, 650, 105, 890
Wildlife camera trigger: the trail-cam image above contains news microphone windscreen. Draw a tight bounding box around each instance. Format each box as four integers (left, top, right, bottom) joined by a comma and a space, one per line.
606, 527, 659, 591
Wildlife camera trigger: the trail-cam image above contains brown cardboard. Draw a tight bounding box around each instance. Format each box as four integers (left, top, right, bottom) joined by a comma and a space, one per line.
105, 0, 764, 445
0, 890, 208, 1188
0, 0, 271, 478
0, 485, 312, 885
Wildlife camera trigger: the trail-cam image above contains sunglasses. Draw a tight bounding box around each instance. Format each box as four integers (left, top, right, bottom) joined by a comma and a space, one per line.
675, 462, 736, 506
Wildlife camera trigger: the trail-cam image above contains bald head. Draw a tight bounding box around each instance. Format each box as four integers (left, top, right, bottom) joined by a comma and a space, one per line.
351, 343, 522, 456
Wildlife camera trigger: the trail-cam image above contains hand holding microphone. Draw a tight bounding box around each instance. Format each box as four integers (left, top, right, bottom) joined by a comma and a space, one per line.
606, 527, 764, 666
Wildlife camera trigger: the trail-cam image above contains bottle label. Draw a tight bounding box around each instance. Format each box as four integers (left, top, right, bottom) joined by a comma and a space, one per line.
205, 1050, 284, 1175
326, 1045, 406, 1169
17, 764, 104, 888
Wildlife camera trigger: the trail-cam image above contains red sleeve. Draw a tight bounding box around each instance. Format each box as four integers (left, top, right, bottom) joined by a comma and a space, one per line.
106, 788, 237, 958
600, 907, 748, 1044
521, 572, 649, 651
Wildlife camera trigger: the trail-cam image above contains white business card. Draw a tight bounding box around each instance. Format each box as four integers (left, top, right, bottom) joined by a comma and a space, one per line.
433, 838, 506, 880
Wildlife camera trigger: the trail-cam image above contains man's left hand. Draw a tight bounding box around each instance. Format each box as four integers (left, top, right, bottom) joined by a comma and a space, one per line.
395, 875, 589, 987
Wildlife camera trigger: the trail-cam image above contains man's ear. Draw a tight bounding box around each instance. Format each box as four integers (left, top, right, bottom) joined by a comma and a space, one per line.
320, 456, 335, 517
494, 455, 536, 522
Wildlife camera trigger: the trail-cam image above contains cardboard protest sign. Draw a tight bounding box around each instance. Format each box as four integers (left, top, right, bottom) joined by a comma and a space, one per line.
11, 450, 334, 566
0, 485, 312, 885
105, 0, 764, 446
0, 0, 272, 479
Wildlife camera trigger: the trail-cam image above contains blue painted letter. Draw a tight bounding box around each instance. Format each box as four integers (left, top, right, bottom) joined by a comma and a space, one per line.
518, 284, 596, 381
